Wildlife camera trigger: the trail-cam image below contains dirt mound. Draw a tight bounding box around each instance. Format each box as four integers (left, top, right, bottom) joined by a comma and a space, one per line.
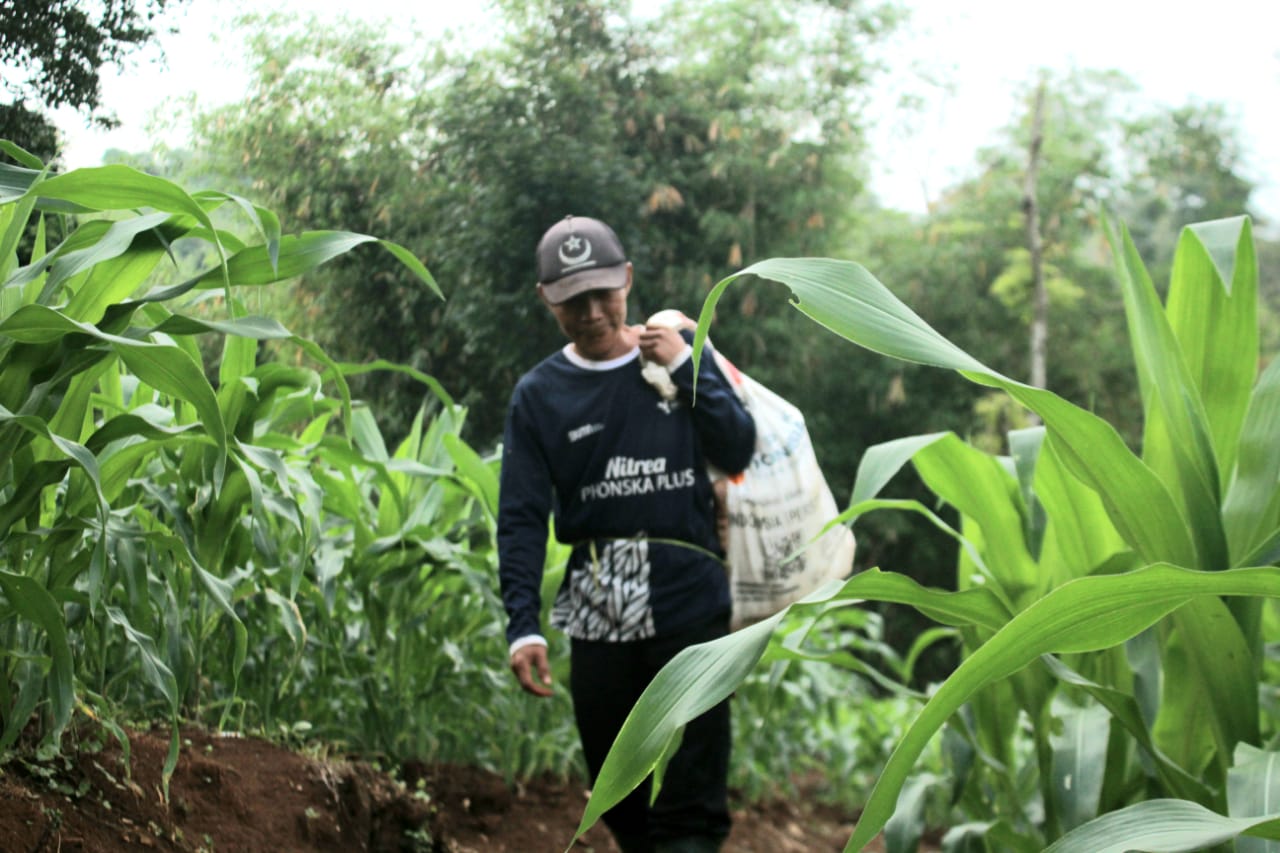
404, 761, 868, 853
0, 726, 431, 852
0, 725, 884, 852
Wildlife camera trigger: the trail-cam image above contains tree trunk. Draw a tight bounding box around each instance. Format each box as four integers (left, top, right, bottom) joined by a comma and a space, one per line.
1023, 82, 1048, 415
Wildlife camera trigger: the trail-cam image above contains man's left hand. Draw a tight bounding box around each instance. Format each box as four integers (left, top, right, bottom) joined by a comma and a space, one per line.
637, 323, 688, 366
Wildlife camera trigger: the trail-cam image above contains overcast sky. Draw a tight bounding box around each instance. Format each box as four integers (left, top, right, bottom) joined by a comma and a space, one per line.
52, 0, 1280, 221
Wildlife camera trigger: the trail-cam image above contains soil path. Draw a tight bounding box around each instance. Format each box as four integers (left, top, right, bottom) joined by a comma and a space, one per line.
0, 726, 898, 852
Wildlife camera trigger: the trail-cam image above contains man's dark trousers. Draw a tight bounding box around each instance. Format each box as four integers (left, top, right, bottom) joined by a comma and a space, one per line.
570, 613, 732, 852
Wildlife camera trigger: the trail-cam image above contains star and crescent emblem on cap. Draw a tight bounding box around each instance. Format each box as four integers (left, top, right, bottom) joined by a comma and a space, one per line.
558, 235, 595, 271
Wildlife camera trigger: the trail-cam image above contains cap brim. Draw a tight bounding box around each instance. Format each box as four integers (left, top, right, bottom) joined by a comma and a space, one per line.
539, 264, 628, 305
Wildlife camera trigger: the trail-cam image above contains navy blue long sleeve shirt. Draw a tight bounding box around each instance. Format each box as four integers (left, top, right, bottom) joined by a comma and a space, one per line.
497, 336, 755, 645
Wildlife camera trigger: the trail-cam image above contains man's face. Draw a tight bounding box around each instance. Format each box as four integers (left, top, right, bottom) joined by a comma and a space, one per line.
542, 274, 633, 361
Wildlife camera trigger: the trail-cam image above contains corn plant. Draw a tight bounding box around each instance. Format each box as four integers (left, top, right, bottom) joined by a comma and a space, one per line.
729, 605, 952, 812
570, 214, 1280, 852
0, 142, 589, 788
220, 391, 581, 775
0, 142, 451, 770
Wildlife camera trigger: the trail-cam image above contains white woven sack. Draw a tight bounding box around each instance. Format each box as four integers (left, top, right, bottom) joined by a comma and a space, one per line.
714, 354, 856, 629
639, 310, 854, 628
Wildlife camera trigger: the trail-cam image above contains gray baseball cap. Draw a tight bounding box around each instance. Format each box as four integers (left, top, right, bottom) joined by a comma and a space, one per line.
536, 215, 629, 305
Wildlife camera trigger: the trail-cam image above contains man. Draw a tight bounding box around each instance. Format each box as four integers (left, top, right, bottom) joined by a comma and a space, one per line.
497, 215, 756, 853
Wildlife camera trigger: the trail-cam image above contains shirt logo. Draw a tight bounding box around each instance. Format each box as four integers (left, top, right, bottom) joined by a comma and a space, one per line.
580, 456, 695, 502
568, 422, 605, 443
604, 455, 667, 478
657, 399, 680, 415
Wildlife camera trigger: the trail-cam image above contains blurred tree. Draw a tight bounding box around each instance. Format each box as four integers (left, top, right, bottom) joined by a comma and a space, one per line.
422, 0, 905, 443
416, 0, 649, 442
1116, 101, 1257, 284
192, 0, 905, 446
0, 102, 58, 163
922, 69, 1262, 451
0, 0, 188, 157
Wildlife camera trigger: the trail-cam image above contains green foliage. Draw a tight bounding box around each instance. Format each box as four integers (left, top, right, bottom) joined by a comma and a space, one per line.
729, 605, 950, 812
572, 212, 1280, 852
182, 12, 441, 441
0, 150, 582, 788
48, 7, 1280, 825
186, 0, 903, 445
928, 71, 1263, 452
148, 24, 1277, 713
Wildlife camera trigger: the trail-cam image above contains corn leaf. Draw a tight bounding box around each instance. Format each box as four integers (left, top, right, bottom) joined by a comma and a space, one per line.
443, 432, 499, 522
328, 358, 457, 410
220, 334, 257, 391
573, 612, 783, 842
4, 212, 170, 301
1106, 217, 1225, 570
693, 258, 1197, 568
379, 239, 443, 299
1167, 217, 1257, 480
84, 409, 201, 453
0, 403, 106, 513
573, 569, 1012, 845
381, 408, 429, 529
1222, 354, 1280, 564
0, 570, 74, 741
157, 531, 248, 698
0, 161, 43, 202
103, 606, 179, 710
847, 432, 950, 506
263, 588, 308, 652
884, 773, 941, 853
1033, 435, 1126, 588
46, 358, 115, 444
193, 190, 283, 272
190, 231, 441, 299
0, 179, 40, 284
352, 406, 390, 462
1164, 598, 1259, 776
1049, 703, 1109, 832
115, 343, 225, 465
0, 661, 45, 752
1008, 427, 1047, 561
1229, 744, 1280, 853
1043, 799, 1280, 853
582, 562, 1280, 850
151, 314, 292, 340
62, 232, 171, 322
912, 436, 1039, 608
842, 565, 1280, 851
0, 304, 227, 466
34, 165, 214, 225
1042, 655, 1213, 803
0, 141, 43, 170
291, 337, 353, 434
